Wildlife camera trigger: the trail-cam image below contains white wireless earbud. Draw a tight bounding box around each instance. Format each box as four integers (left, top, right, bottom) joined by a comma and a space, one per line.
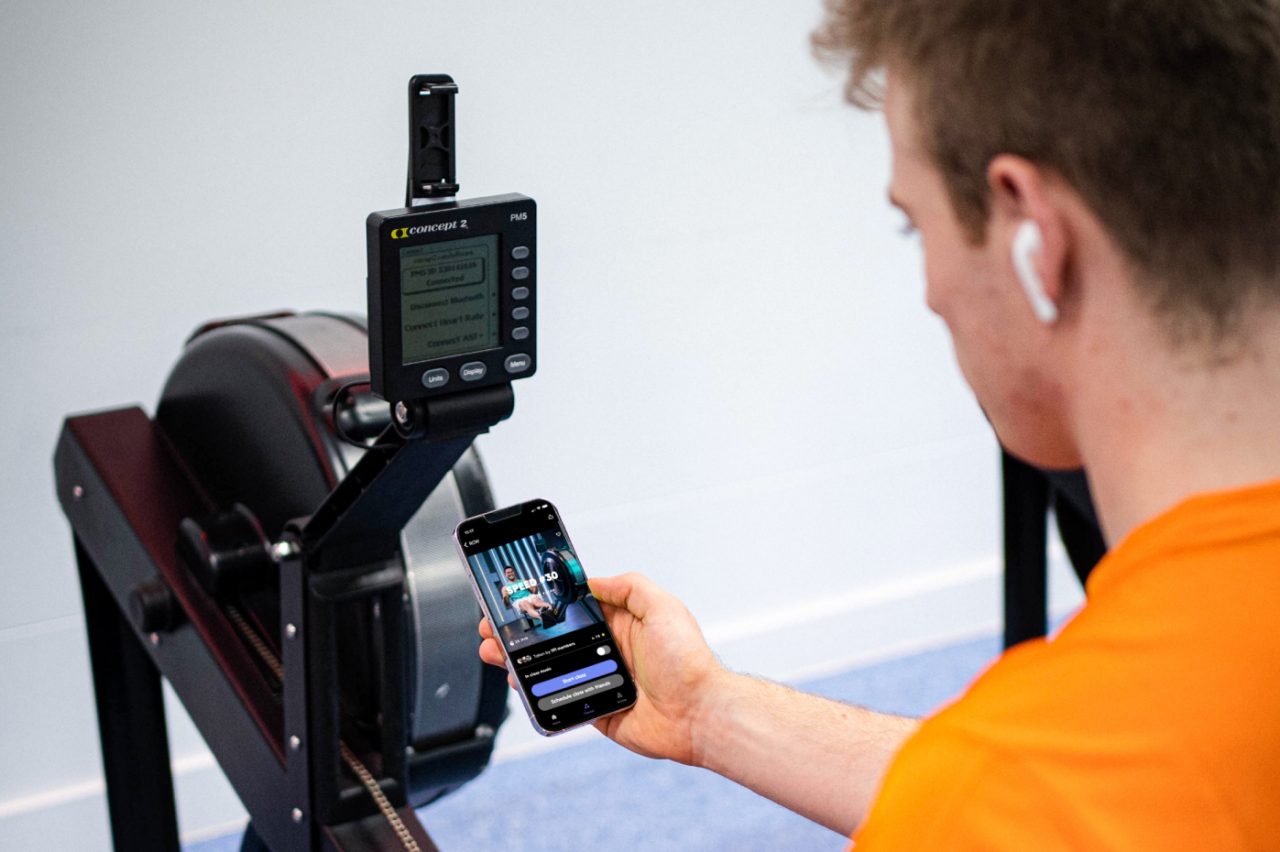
1012, 220, 1058, 324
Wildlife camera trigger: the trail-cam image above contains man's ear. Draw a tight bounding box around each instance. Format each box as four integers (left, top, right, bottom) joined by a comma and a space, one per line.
987, 155, 1070, 321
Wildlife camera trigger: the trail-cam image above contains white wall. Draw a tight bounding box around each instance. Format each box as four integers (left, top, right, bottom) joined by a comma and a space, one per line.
0, 1, 1084, 846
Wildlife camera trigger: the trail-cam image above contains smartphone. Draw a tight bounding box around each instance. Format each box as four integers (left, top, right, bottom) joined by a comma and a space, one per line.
455, 498, 637, 736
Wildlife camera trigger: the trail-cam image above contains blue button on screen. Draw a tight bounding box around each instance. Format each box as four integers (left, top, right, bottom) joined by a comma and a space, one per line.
531, 659, 619, 698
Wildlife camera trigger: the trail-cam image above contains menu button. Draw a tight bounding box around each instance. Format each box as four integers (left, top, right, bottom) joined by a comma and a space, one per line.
504, 354, 531, 374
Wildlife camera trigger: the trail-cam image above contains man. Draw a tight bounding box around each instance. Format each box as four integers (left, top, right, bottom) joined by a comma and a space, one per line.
481, 0, 1280, 845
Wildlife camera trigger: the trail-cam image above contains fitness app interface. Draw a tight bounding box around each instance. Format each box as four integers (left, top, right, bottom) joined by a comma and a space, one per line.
458, 502, 636, 733
399, 233, 500, 364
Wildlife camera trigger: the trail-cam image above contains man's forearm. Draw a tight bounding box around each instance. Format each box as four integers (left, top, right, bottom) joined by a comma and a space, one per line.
691, 671, 918, 836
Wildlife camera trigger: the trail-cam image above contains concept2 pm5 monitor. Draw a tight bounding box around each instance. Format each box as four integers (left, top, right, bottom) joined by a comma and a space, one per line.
367, 193, 537, 403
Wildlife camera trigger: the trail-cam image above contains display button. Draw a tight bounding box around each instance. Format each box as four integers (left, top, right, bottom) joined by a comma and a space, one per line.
512, 306, 530, 321
531, 660, 619, 698
512, 326, 530, 341
504, 354, 531, 374
459, 362, 487, 382
511, 246, 530, 261
512, 266, 530, 280
421, 368, 449, 390
512, 286, 530, 300
535, 675, 624, 711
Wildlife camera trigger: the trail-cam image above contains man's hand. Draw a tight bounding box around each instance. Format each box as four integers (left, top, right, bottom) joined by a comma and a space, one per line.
478, 572, 917, 834
476, 571, 726, 765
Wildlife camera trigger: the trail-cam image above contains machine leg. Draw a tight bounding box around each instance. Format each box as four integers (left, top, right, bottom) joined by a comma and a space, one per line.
1001, 451, 1050, 649
1054, 496, 1108, 587
76, 537, 181, 852
240, 822, 270, 852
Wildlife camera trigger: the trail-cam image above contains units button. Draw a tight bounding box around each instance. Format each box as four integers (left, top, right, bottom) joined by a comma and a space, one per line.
512, 306, 530, 321
512, 266, 530, 281
512, 326, 530, 341
512, 286, 530, 300
421, 368, 449, 390
511, 246, 530, 260
459, 362, 487, 382
504, 354, 531, 374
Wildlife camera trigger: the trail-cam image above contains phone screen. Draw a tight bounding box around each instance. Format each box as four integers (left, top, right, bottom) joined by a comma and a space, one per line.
456, 499, 637, 734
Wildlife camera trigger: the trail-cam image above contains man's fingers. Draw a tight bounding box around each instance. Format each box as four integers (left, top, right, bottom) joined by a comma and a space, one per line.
478, 618, 494, 639
589, 572, 655, 620
478, 637, 505, 668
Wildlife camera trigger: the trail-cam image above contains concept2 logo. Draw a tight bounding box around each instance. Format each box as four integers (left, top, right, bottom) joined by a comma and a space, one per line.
390, 219, 469, 239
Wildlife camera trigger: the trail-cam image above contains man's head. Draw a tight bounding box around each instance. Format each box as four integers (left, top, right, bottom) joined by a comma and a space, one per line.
504, 566, 517, 581
815, 0, 1280, 334
814, 0, 1280, 466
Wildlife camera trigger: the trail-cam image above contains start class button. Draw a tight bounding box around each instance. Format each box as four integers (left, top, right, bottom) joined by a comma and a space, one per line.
531, 659, 618, 698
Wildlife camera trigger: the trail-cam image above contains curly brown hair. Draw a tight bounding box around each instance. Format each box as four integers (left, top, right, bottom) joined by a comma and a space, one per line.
814, 0, 1280, 342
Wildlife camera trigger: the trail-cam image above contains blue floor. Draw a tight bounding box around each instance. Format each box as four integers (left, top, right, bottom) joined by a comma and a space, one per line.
188, 633, 1002, 851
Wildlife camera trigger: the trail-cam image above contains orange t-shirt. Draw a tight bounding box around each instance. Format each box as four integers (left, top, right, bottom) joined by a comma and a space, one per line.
855, 480, 1280, 850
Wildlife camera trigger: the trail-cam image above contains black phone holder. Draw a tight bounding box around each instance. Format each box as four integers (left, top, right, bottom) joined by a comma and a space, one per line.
406, 74, 460, 204
55, 77, 527, 852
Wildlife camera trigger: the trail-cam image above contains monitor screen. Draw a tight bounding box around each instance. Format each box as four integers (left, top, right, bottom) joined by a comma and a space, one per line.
400, 234, 500, 364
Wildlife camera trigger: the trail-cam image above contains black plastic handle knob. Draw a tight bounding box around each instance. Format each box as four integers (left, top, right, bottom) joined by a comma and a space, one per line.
129, 578, 181, 634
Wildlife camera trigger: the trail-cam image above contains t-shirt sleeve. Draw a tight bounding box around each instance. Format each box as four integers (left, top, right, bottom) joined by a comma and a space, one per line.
853, 720, 1073, 851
